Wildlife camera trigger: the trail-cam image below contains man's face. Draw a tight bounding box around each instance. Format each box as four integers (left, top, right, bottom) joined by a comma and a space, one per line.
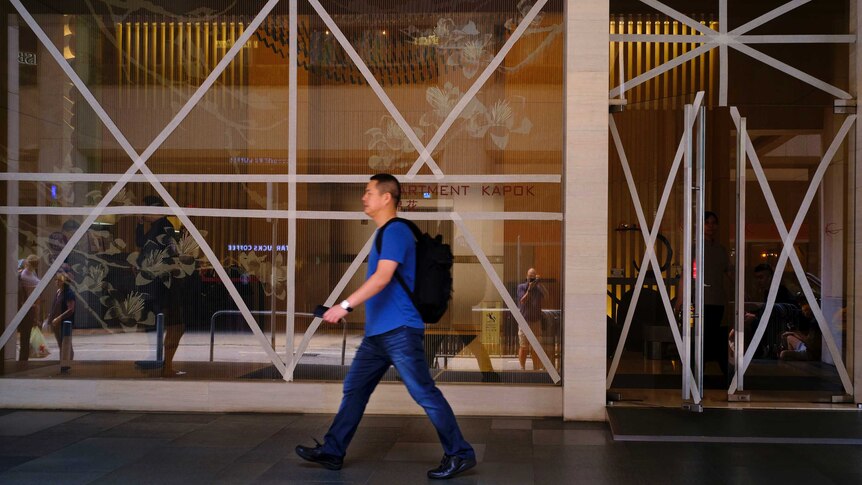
754, 270, 771, 290
704, 215, 718, 240
526, 268, 537, 282
362, 181, 389, 217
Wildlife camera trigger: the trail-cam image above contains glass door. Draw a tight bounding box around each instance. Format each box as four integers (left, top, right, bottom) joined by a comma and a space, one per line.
729, 105, 855, 403
607, 93, 708, 408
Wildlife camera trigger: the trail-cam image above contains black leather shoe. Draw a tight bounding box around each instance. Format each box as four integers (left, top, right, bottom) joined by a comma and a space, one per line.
295, 439, 343, 470
427, 454, 476, 480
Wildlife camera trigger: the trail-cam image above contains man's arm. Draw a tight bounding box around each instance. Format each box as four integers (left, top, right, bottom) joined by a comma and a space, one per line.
673, 277, 682, 312
163, 223, 179, 257
52, 298, 75, 326
322, 259, 399, 323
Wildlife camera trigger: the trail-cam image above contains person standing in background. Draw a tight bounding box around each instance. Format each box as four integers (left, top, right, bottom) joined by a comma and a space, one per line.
517, 268, 549, 371
675, 211, 732, 384
47, 265, 76, 360
17, 255, 42, 361
135, 195, 183, 377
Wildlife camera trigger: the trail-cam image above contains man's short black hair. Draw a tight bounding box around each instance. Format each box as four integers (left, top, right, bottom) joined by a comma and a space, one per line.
705, 211, 718, 223
143, 195, 165, 207
62, 219, 81, 232
754, 263, 773, 274
370, 173, 401, 207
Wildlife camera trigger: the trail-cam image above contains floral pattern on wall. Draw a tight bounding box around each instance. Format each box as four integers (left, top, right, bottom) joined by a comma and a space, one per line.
362, 8, 562, 169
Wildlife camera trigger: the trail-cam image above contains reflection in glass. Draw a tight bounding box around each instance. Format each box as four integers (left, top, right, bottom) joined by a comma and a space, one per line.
2, 2, 564, 386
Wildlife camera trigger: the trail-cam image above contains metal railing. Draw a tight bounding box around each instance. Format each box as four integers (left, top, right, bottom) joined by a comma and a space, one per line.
209, 311, 348, 365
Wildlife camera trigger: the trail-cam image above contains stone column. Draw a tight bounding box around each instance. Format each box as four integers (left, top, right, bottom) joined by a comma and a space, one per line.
564, 0, 609, 420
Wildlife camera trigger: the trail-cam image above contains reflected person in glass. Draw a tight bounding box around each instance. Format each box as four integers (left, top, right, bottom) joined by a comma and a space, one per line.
47, 265, 76, 360
296, 174, 476, 480
517, 268, 549, 371
134, 195, 183, 377
17, 255, 42, 362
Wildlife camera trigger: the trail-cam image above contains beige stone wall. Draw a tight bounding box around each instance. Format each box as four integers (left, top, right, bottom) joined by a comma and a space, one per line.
564, 0, 609, 421
0, 379, 563, 416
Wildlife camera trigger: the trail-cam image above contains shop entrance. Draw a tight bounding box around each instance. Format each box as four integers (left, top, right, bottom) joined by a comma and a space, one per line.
607, 95, 856, 409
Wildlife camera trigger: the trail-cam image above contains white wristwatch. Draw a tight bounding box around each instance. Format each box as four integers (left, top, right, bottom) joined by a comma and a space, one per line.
340, 300, 354, 312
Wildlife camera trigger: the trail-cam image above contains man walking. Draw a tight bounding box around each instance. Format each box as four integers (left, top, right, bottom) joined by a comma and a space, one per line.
296, 174, 476, 480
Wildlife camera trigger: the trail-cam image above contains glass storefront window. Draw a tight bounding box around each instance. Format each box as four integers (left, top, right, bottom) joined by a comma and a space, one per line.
1, 1, 564, 385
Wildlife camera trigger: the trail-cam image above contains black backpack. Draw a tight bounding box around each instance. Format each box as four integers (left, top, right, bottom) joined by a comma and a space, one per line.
375, 217, 453, 323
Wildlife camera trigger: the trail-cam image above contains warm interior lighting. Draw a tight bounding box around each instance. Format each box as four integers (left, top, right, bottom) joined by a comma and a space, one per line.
63, 17, 75, 59
94, 215, 117, 226
611, 16, 715, 108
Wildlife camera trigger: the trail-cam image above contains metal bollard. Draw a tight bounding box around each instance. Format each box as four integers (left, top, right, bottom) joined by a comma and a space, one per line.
60, 320, 73, 373
133, 313, 167, 370
155, 313, 165, 363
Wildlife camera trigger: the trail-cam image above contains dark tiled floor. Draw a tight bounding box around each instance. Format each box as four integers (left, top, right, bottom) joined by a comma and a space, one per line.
1, 410, 861, 484
608, 407, 862, 443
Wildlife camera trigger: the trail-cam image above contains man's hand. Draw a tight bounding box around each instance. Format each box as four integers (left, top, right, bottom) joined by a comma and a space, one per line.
322, 306, 348, 324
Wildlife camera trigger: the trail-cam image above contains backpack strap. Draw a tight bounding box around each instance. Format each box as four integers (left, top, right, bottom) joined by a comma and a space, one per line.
374, 217, 420, 301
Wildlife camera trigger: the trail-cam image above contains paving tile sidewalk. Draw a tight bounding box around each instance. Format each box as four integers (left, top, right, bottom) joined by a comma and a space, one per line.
0, 409, 860, 484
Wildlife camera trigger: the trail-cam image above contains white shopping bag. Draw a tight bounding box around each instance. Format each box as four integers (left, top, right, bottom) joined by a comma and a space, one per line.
29, 327, 51, 358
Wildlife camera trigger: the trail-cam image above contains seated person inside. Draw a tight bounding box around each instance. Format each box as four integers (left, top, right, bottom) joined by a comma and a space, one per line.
742, 263, 798, 357
779, 292, 822, 362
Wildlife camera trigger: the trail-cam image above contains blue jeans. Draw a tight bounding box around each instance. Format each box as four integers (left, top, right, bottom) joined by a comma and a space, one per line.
323, 326, 475, 459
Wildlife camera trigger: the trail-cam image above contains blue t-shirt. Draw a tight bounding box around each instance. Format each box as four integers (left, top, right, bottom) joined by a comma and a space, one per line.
365, 221, 423, 336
